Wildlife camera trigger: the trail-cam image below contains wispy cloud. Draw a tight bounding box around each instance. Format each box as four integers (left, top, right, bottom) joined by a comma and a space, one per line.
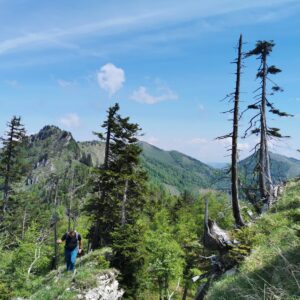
0, 0, 297, 56
57, 79, 76, 88
97, 63, 125, 96
4, 79, 20, 87
0, 12, 162, 56
197, 104, 205, 111
189, 138, 208, 145
130, 86, 177, 104
140, 135, 159, 145
59, 113, 81, 128
130, 82, 178, 104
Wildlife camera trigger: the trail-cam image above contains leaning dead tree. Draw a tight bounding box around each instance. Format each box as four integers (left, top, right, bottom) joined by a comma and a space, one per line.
217, 34, 245, 227
195, 198, 237, 300
203, 199, 234, 253
244, 40, 293, 211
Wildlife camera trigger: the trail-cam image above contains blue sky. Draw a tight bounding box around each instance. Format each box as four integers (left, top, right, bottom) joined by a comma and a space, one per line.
0, 0, 300, 162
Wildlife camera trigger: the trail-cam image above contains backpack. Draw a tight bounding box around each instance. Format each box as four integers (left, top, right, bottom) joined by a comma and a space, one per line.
66, 231, 79, 240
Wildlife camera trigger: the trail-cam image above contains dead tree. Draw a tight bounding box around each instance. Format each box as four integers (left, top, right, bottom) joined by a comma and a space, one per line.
217, 34, 245, 227
199, 198, 238, 299
50, 176, 60, 270
245, 40, 293, 211
203, 198, 233, 252
27, 229, 48, 279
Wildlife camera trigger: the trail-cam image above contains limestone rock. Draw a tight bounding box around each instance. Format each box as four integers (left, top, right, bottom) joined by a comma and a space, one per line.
79, 271, 124, 300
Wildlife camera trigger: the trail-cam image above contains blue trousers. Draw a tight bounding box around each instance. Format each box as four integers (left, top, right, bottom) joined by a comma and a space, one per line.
65, 247, 78, 271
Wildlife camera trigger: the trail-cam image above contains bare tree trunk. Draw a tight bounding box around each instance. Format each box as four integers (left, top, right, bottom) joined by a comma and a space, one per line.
182, 284, 188, 300
3, 123, 15, 212
259, 50, 270, 203
27, 231, 47, 279
121, 179, 129, 227
54, 180, 59, 206
68, 169, 75, 231
53, 181, 59, 269
231, 34, 245, 227
91, 114, 112, 249
104, 121, 111, 169
22, 208, 27, 239
167, 278, 181, 300
54, 219, 58, 269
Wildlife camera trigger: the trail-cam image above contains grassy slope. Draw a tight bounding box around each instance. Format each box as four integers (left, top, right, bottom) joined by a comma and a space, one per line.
206, 179, 300, 300
29, 248, 115, 300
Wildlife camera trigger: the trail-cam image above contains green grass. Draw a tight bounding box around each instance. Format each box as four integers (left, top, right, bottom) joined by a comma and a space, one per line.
206, 179, 300, 300
29, 248, 115, 300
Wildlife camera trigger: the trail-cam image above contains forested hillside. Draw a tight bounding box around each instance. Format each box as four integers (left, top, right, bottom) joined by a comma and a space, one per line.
16, 124, 300, 195
240, 151, 300, 184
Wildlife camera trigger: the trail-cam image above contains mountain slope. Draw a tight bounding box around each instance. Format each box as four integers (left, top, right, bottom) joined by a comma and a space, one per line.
77, 139, 220, 194
139, 141, 219, 193
239, 151, 300, 184
23, 126, 300, 194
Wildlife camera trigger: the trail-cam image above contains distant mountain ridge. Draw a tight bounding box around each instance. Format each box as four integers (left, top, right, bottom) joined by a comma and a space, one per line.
22, 125, 300, 194
239, 151, 300, 184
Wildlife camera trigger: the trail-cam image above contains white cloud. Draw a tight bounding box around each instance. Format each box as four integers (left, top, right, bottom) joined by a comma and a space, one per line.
189, 138, 208, 145
59, 113, 81, 128
238, 142, 250, 151
4, 80, 19, 87
140, 135, 159, 145
197, 104, 205, 111
216, 137, 231, 147
57, 79, 76, 88
130, 82, 178, 104
97, 63, 125, 96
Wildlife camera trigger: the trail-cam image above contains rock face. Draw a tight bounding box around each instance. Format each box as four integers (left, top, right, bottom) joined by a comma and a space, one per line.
78, 271, 124, 300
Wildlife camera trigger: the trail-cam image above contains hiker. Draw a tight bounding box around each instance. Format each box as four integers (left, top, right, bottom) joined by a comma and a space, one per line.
57, 229, 83, 271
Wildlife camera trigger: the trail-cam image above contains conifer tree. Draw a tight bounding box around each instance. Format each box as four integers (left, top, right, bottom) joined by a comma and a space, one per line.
89, 104, 120, 248
88, 103, 146, 249
217, 34, 245, 227
0, 116, 26, 213
245, 40, 292, 210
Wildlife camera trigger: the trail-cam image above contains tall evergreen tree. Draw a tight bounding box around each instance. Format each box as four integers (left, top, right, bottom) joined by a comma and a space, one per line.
89, 103, 120, 249
88, 103, 147, 249
0, 116, 26, 213
245, 40, 292, 210
217, 34, 245, 227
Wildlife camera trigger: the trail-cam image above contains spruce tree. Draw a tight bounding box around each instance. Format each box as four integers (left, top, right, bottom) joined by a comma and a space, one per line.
88, 103, 147, 249
245, 40, 292, 210
0, 116, 26, 213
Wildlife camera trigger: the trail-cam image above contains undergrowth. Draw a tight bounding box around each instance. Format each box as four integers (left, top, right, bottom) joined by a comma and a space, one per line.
206, 179, 300, 300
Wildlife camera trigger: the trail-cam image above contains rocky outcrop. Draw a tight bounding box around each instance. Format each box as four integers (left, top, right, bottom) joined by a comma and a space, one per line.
76, 271, 124, 300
